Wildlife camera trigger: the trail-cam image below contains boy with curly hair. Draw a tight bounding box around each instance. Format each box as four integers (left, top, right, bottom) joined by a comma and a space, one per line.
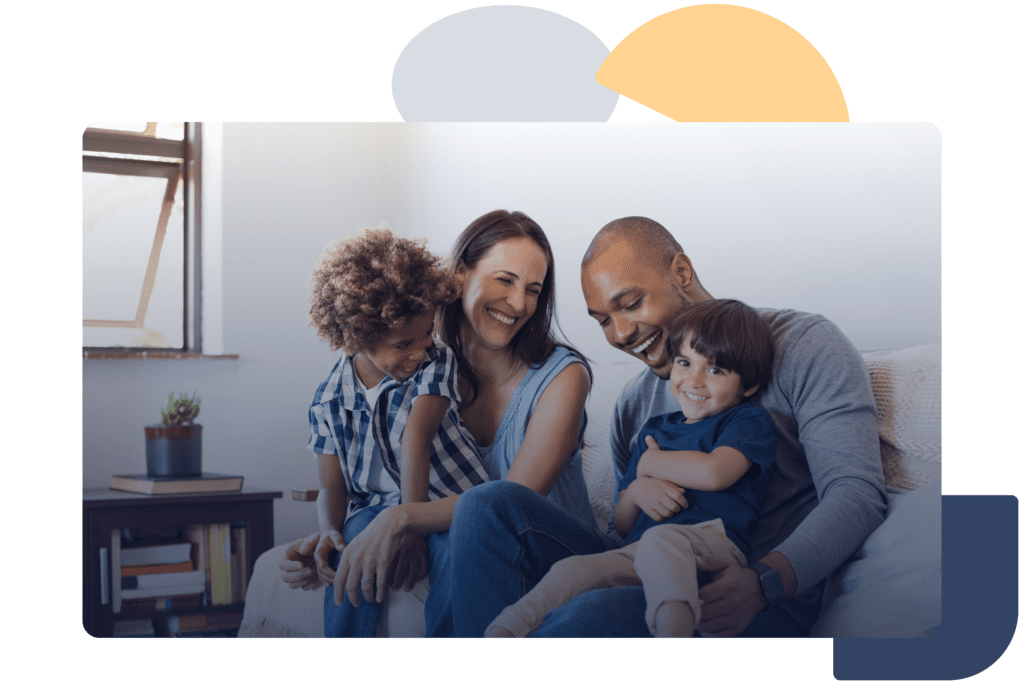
485, 299, 778, 638
304, 227, 489, 636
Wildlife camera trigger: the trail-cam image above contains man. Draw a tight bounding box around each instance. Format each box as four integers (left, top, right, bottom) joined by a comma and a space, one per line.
449, 216, 889, 637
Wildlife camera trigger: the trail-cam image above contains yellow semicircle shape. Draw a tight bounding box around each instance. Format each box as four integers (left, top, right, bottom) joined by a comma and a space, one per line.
597, 4, 849, 122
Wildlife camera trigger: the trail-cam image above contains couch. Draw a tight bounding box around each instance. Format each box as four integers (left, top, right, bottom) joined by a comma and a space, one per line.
238, 343, 941, 638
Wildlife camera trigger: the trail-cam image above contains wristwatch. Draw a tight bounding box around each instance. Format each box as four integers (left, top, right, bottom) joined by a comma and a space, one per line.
749, 561, 785, 606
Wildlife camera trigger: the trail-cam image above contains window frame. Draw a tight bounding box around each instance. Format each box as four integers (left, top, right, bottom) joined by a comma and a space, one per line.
82, 123, 205, 355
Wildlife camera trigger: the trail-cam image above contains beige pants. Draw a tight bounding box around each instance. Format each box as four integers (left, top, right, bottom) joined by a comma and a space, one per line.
484, 518, 747, 637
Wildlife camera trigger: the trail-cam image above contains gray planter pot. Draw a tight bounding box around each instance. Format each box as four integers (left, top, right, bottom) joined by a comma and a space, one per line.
144, 424, 202, 477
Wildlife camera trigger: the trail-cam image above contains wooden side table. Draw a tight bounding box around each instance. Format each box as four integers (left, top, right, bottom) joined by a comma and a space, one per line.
83, 487, 282, 637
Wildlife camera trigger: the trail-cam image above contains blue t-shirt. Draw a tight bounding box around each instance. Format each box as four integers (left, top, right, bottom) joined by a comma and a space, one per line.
619, 402, 777, 559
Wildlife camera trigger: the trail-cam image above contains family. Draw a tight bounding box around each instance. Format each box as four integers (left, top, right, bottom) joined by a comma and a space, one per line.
279, 209, 889, 638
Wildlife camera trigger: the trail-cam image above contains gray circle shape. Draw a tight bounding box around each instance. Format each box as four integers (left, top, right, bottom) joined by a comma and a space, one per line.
393, 6, 617, 122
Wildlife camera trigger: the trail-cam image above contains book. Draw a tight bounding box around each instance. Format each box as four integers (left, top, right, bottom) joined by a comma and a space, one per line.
208, 523, 233, 605
169, 626, 239, 638
120, 593, 204, 614
230, 525, 248, 603
110, 472, 243, 495
121, 560, 194, 577
185, 525, 211, 605
120, 542, 193, 567
121, 582, 206, 599
167, 612, 243, 636
113, 618, 155, 637
122, 569, 205, 590
111, 529, 122, 613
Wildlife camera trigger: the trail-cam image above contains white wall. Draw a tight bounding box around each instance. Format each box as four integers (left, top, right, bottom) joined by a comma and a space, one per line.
83, 123, 940, 545
399, 123, 940, 360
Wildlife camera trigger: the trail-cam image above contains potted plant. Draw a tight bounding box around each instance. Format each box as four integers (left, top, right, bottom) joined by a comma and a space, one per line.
145, 393, 202, 478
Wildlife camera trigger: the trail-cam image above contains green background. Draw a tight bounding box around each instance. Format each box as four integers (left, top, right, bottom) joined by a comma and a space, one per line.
14, 0, 1015, 683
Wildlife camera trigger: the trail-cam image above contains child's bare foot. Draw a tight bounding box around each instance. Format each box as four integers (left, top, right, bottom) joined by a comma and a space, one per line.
484, 626, 515, 637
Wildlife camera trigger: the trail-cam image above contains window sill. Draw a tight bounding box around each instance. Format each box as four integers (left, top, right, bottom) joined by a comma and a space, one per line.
82, 350, 239, 360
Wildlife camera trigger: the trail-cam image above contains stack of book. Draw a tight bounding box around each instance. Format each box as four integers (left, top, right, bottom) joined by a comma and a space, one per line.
112, 523, 249, 616
115, 539, 203, 614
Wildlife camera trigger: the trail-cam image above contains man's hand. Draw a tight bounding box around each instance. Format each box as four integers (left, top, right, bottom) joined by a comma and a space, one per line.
313, 529, 346, 586
387, 533, 428, 592
334, 506, 409, 607
696, 556, 766, 637
627, 476, 688, 521
279, 532, 325, 591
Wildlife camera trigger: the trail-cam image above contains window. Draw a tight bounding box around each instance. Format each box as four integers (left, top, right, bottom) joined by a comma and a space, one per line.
82, 122, 204, 352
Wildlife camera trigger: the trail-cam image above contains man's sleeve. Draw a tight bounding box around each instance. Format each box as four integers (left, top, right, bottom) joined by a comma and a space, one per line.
610, 394, 636, 483
773, 320, 889, 594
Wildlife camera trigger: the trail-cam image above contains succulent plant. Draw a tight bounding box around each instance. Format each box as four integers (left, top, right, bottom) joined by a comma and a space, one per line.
160, 392, 201, 425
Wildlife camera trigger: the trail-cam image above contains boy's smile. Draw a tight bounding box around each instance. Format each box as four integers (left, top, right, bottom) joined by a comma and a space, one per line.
354, 313, 436, 388
670, 336, 759, 423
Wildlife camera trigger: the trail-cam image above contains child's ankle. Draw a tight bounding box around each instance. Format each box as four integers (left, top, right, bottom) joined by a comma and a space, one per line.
653, 601, 696, 637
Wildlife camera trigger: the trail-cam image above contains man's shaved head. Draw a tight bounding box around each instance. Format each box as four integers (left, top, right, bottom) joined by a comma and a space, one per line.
581, 216, 684, 272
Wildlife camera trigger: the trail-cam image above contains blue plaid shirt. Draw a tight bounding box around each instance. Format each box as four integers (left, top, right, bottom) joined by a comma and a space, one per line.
307, 342, 489, 517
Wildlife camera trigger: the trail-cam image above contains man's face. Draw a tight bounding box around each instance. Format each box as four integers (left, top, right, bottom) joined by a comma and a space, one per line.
582, 240, 693, 379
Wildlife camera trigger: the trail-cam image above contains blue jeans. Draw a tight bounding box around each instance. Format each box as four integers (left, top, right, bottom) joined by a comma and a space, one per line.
447, 480, 807, 638
323, 505, 387, 637
447, 481, 617, 636
323, 505, 454, 637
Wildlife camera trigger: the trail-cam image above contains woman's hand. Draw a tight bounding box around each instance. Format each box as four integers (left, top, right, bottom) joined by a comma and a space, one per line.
279, 532, 325, 591
313, 529, 346, 586
333, 506, 412, 607
627, 477, 689, 521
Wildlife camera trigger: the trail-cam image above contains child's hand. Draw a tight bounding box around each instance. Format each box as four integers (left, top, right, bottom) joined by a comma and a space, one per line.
637, 435, 665, 478
314, 529, 347, 586
627, 477, 689, 521
279, 532, 325, 591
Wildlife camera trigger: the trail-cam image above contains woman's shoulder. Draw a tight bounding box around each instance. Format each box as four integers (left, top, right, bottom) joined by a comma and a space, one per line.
527, 346, 590, 398
537, 345, 587, 372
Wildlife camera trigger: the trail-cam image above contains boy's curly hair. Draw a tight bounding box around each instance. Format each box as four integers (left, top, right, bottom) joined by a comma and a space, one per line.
308, 227, 458, 353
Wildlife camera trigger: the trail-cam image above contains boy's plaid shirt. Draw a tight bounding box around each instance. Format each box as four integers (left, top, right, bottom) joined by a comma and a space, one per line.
307, 342, 490, 516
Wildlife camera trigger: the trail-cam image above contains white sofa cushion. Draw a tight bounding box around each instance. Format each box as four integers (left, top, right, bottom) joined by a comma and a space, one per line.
811, 478, 942, 637
862, 344, 941, 491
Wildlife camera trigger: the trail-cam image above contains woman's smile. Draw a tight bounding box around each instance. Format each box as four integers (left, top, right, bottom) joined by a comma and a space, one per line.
459, 236, 548, 351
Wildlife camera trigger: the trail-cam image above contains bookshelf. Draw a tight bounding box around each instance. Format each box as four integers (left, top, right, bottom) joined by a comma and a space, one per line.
83, 487, 282, 637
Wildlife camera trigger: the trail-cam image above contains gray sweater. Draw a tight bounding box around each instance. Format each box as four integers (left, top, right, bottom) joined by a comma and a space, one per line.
610, 309, 889, 631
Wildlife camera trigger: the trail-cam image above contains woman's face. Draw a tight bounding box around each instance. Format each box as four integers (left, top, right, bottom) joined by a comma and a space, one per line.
458, 237, 549, 352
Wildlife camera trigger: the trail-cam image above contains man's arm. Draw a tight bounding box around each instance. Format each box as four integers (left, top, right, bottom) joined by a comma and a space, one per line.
766, 320, 888, 594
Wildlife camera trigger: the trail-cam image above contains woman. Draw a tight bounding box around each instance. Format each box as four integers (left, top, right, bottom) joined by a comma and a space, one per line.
281, 210, 594, 636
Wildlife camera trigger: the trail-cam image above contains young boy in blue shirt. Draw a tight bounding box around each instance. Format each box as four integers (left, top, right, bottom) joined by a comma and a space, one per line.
486, 299, 777, 637
304, 228, 490, 636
